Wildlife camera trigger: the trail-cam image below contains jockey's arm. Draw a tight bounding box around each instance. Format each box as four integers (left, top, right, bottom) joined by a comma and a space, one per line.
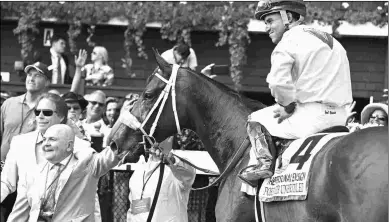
266, 49, 296, 107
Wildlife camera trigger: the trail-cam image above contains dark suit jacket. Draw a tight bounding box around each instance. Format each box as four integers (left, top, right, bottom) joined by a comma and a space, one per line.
37, 50, 72, 84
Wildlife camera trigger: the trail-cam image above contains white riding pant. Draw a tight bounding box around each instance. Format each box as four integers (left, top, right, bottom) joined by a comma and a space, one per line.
241, 102, 347, 195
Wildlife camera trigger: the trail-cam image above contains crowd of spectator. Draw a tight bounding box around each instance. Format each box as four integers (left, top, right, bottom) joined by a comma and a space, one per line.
0, 38, 138, 221
0, 38, 210, 222
346, 94, 388, 132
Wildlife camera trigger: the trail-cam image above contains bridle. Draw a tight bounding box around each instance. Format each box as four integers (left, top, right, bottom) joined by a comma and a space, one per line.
116, 64, 182, 164
119, 64, 250, 190
141, 64, 182, 138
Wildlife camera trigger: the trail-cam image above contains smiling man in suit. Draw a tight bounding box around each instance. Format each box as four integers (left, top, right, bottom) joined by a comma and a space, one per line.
1, 94, 102, 222
8, 124, 119, 222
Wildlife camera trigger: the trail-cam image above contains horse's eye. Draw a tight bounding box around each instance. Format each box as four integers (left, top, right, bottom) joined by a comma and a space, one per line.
144, 92, 153, 100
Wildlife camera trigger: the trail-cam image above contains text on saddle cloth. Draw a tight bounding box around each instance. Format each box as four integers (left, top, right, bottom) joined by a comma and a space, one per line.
258, 132, 347, 202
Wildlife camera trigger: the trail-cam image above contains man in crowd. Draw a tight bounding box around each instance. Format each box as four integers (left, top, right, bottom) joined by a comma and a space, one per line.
39, 35, 72, 84
82, 90, 110, 146
160, 41, 219, 79
1, 93, 103, 221
8, 124, 120, 221
0, 62, 51, 220
161, 42, 198, 71
239, 0, 353, 194
1, 62, 51, 161
2, 93, 70, 202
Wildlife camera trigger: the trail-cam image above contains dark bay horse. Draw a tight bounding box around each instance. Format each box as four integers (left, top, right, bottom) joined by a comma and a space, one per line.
108, 52, 388, 222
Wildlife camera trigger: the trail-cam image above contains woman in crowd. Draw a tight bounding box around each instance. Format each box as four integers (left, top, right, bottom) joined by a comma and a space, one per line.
62, 91, 89, 140
347, 102, 388, 132
103, 97, 121, 128
360, 102, 388, 126
83, 46, 114, 87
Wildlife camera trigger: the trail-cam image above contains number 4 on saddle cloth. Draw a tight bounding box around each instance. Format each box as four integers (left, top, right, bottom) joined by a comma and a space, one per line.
251, 126, 349, 202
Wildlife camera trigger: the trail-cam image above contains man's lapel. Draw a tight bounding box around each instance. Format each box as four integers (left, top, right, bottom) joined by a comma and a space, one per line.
30, 163, 49, 211
28, 165, 46, 222
23, 131, 41, 169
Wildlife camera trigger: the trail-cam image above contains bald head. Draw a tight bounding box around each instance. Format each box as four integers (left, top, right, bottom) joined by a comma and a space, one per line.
43, 124, 75, 164
47, 124, 75, 141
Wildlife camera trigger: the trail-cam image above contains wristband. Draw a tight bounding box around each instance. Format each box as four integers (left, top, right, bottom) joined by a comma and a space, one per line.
284, 102, 297, 114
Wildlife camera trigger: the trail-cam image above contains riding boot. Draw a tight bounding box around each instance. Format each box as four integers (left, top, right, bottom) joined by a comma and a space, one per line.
239, 122, 274, 184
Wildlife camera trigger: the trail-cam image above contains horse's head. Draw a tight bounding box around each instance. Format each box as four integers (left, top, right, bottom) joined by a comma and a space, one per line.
108, 50, 189, 162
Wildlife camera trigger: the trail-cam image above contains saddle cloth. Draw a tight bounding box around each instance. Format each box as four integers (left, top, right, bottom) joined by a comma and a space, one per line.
258, 132, 347, 202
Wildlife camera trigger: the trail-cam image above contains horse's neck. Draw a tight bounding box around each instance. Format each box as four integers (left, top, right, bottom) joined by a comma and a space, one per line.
184, 73, 251, 171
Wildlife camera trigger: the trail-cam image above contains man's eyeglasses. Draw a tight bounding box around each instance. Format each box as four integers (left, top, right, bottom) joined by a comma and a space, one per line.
34, 109, 56, 117
89, 101, 104, 107
370, 115, 387, 121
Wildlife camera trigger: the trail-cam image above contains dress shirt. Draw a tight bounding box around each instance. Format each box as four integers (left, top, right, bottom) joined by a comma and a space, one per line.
50, 48, 66, 84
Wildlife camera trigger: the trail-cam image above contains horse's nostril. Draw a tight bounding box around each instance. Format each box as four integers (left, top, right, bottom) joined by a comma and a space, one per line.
110, 140, 118, 151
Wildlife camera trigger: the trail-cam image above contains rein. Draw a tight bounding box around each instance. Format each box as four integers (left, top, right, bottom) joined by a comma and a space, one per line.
128, 65, 250, 190
188, 137, 250, 191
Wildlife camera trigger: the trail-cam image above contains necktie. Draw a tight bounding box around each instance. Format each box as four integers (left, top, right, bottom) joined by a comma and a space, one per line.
41, 163, 62, 214
56, 56, 62, 84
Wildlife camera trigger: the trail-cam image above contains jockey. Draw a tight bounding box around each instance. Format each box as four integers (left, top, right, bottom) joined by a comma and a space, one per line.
239, 0, 353, 190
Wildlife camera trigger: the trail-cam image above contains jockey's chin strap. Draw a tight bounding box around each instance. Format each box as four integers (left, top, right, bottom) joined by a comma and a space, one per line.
280, 10, 304, 30
121, 64, 251, 190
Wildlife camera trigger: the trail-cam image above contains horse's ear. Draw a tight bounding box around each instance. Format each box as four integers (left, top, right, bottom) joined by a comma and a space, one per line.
153, 48, 172, 78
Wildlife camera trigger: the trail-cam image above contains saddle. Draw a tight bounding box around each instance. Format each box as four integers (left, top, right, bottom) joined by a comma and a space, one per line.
272, 125, 349, 168
238, 124, 349, 187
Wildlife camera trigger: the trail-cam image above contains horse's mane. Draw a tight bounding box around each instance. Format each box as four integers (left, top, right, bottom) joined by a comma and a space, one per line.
147, 66, 267, 112
184, 68, 267, 111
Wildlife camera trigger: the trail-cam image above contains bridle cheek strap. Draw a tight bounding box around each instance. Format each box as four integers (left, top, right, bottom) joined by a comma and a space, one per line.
141, 64, 182, 140
170, 65, 182, 135
116, 65, 181, 165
